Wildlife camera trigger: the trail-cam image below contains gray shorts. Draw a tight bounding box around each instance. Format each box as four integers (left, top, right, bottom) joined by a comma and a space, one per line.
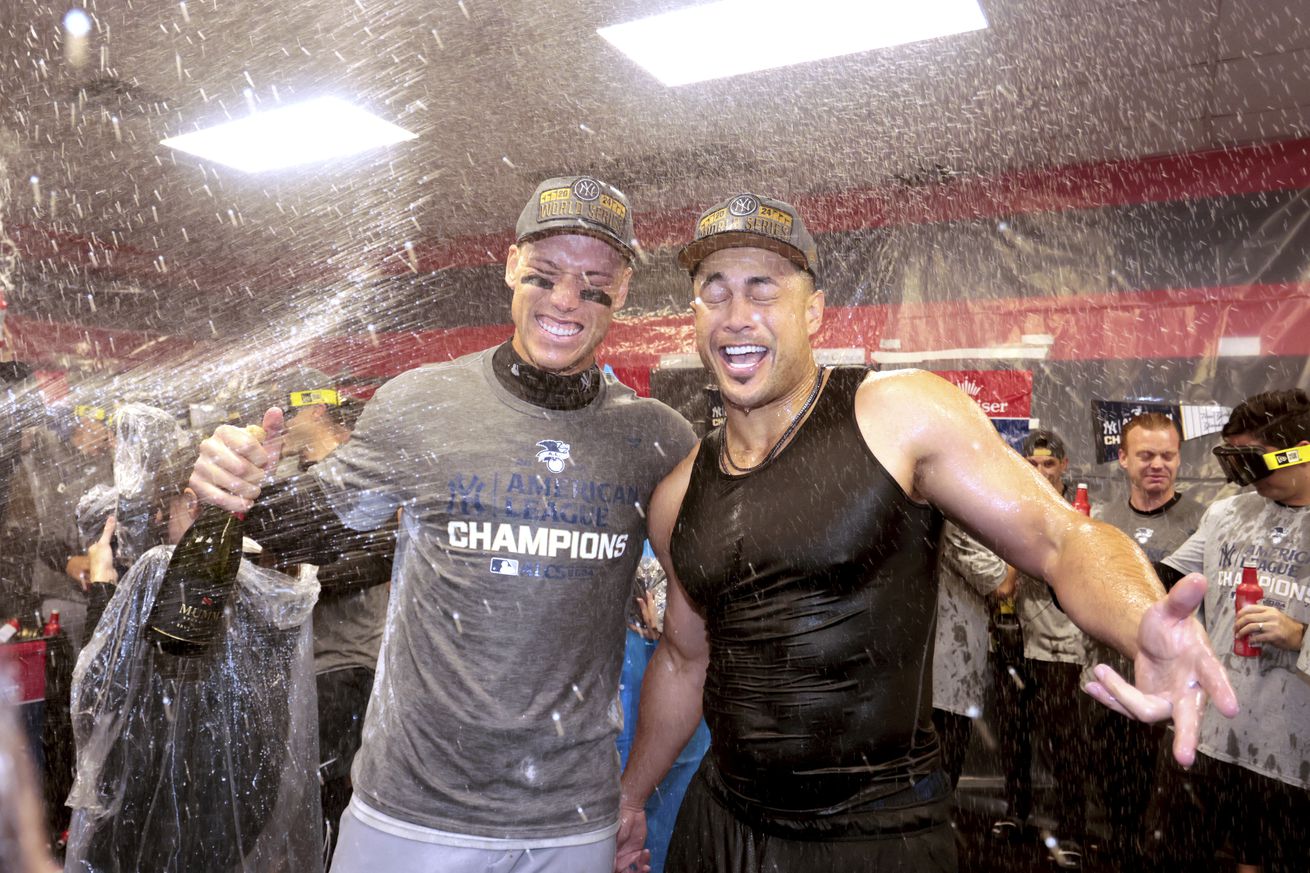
328, 802, 617, 873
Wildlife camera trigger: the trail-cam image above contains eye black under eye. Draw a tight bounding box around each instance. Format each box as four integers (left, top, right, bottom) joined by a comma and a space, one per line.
524, 274, 554, 289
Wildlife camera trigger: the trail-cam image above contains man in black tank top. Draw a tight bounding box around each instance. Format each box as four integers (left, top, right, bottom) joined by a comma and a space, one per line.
613, 194, 1238, 873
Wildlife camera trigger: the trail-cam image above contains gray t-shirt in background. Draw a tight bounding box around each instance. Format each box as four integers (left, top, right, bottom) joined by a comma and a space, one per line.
1085, 492, 1206, 683
312, 348, 696, 840
1162, 493, 1310, 790
1096, 492, 1206, 565
312, 583, 388, 675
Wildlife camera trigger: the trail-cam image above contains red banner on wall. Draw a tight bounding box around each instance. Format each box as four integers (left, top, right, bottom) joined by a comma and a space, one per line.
935, 370, 1033, 419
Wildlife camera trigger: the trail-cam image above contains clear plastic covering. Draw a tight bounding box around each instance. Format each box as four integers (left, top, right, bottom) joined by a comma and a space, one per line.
64, 549, 321, 873
111, 404, 191, 567
627, 549, 668, 636
74, 484, 117, 553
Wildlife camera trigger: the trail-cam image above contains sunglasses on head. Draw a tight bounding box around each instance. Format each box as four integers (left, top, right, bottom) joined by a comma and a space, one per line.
1212, 444, 1310, 486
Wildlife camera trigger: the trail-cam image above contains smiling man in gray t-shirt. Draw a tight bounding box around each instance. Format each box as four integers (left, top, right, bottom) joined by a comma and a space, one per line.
191, 176, 694, 873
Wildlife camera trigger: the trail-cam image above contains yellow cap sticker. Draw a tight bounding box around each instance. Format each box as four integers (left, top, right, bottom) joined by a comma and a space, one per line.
288, 389, 340, 408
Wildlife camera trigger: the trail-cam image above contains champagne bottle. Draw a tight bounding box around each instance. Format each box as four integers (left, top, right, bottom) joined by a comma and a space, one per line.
147, 425, 265, 657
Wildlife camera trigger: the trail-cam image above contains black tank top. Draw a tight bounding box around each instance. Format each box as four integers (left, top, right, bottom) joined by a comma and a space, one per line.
671, 367, 944, 815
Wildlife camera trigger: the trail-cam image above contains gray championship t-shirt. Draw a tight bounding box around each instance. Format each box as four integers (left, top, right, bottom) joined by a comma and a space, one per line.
1085, 492, 1205, 683
312, 348, 695, 840
1162, 494, 1310, 789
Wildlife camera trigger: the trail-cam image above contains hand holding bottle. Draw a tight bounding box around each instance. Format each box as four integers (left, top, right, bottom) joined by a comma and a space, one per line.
190, 408, 284, 513
1235, 604, 1307, 653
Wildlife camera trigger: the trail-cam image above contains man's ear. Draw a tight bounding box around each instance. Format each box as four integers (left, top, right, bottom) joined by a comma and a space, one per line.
609, 263, 634, 313
806, 288, 826, 338
505, 244, 523, 290
181, 487, 200, 523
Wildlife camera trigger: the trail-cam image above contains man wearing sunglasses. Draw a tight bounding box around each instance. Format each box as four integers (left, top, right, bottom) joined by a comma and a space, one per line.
1151, 389, 1310, 872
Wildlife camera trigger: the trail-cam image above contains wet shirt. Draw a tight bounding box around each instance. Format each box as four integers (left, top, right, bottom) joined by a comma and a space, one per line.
1097, 492, 1205, 565
932, 522, 1006, 717
312, 583, 389, 675
670, 367, 945, 815
311, 349, 695, 840
1162, 494, 1310, 789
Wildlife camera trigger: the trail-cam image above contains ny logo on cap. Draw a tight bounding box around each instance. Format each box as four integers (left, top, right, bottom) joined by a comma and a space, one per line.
729, 194, 759, 217
571, 178, 601, 202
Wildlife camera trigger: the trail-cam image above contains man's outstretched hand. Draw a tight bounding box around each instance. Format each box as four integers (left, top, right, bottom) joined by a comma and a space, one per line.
1083, 573, 1239, 766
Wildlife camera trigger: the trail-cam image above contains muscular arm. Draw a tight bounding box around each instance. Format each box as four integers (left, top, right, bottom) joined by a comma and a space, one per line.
615, 446, 710, 872
858, 371, 1157, 657
856, 371, 1236, 760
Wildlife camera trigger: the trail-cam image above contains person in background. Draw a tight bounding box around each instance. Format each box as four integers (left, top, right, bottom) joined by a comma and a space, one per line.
268, 371, 394, 862
990, 429, 1091, 868
7, 401, 113, 647
65, 440, 322, 873
1149, 390, 1310, 873
931, 523, 1006, 788
1085, 413, 1204, 871
0, 399, 113, 846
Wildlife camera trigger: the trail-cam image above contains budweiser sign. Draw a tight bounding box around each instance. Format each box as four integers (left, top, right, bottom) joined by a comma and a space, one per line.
936, 370, 1032, 419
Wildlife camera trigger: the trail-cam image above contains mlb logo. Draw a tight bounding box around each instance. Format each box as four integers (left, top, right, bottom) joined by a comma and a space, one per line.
490, 558, 519, 576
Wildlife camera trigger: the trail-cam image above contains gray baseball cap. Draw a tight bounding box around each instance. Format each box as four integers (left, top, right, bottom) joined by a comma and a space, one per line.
677, 193, 820, 280
1022, 429, 1067, 460
515, 176, 636, 261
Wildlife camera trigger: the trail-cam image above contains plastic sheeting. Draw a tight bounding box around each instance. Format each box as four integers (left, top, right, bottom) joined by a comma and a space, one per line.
111, 404, 191, 567
64, 550, 321, 873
